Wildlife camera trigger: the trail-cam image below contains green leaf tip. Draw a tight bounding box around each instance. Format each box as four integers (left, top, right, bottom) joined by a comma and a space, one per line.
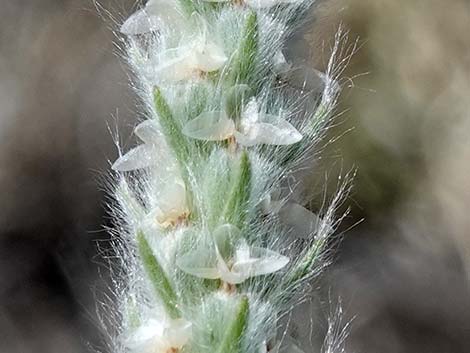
137, 231, 180, 318
222, 150, 252, 227
229, 11, 259, 85
153, 86, 190, 164
287, 236, 327, 287
216, 295, 250, 353
224, 84, 254, 121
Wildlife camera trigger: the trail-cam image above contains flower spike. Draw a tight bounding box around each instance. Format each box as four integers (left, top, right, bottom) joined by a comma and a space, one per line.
112, 0, 348, 352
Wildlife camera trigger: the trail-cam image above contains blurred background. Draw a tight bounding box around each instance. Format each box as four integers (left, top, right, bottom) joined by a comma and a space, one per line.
1, 0, 469, 352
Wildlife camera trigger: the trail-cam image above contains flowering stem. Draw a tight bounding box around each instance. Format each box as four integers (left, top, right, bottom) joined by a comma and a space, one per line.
137, 231, 180, 318
113, 0, 347, 351
216, 295, 249, 353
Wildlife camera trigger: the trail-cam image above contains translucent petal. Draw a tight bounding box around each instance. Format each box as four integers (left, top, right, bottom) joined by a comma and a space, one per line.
182, 111, 235, 141
176, 249, 220, 279
253, 120, 302, 145
126, 318, 164, 351
154, 48, 195, 82
158, 181, 186, 213
282, 66, 326, 95
273, 50, 291, 74
193, 41, 228, 72
232, 246, 289, 277
164, 319, 192, 348
112, 144, 157, 171
232, 130, 257, 147
147, 0, 186, 29
120, 9, 161, 35
217, 262, 246, 284
213, 224, 242, 258
278, 202, 322, 239
261, 190, 284, 215
134, 120, 162, 144
241, 98, 261, 125
153, 181, 188, 227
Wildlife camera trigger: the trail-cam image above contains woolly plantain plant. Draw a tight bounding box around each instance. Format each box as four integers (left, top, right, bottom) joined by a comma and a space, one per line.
105, 0, 351, 352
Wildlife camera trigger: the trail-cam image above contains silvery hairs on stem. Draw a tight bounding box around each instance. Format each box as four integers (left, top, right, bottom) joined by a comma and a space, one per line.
104, 0, 352, 353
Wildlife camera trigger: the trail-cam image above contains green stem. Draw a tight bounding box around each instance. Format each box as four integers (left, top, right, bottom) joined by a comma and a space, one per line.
216, 295, 249, 353
137, 231, 180, 318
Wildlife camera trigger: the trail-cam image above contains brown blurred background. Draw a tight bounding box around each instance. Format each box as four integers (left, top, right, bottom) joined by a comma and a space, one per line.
0, 0, 469, 352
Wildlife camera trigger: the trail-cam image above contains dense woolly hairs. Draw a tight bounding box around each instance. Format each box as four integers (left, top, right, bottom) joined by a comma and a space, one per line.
101, 1, 355, 353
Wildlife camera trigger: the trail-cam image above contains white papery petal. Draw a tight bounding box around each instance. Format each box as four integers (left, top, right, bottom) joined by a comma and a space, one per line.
278, 203, 322, 239
176, 249, 220, 279
121, 9, 160, 35
261, 190, 284, 215
134, 120, 162, 144
121, 0, 185, 35
112, 144, 157, 171
241, 98, 261, 125
183, 111, 235, 141
126, 318, 165, 352
164, 319, 192, 348
217, 260, 247, 284
232, 130, 258, 147
232, 246, 289, 277
126, 318, 191, 353
283, 66, 326, 95
215, 250, 247, 285
213, 224, 242, 252
273, 50, 291, 74
154, 48, 195, 82
156, 181, 187, 217
254, 120, 302, 145
193, 41, 228, 72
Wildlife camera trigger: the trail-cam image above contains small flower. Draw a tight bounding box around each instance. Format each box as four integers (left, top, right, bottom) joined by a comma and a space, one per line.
201, 0, 300, 9
177, 224, 289, 284
112, 120, 189, 229
126, 317, 192, 353
182, 98, 302, 146
120, 0, 185, 35
153, 37, 227, 82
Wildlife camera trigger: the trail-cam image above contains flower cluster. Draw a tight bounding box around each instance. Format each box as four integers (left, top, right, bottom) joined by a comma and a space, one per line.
109, 0, 346, 353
